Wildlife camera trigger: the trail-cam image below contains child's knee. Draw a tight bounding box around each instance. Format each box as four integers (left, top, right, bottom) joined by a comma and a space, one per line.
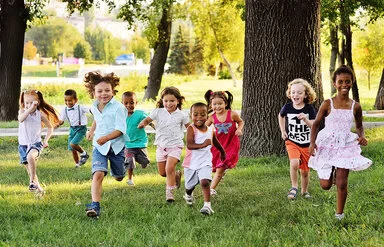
200, 179, 210, 188
115, 177, 124, 182
320, 180, 332, 190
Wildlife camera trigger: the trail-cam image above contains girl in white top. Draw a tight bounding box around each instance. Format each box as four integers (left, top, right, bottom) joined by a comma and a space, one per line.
138, 87, 190, 202
182, 103, 225, 215
18, 90, 60, 193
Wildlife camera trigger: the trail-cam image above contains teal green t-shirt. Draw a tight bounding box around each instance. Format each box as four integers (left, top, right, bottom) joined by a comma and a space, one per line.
125, 110, 148, 148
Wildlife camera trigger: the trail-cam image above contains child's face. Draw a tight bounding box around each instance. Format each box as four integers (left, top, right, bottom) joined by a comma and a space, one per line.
162, 94, 179, 113
211, 97, 227, 114
290, 83, 306, 106
64, 95, 78, 108
333, 73, 352, 95
94, 82, 113, 105
191, 106, 208, 127
122, 95, 137, 114
24, 94, 38, 112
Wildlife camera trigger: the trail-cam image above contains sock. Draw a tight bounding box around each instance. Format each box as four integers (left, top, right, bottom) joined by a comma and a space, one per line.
204, 201, 211, 208
81, 151, 87, 156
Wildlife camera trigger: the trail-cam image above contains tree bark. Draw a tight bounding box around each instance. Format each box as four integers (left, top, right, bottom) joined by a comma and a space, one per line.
340, 3, 359, 102
374, 68, 384, 110
0, 0, 27, 121
143, 3, 172, 101
241, 0, 322, 157
329, 23, 338, 96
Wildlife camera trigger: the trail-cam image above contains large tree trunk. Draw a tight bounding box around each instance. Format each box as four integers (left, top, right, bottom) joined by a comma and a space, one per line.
329, 22, 338, 96
143, 3, 172, 101
340, 3, 359, 102
374, 68, 384, 110
0, 0, 27, 121
241, 0, 322, 157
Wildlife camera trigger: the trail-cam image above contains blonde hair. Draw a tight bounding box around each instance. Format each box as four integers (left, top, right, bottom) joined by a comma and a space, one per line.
286, 78, 317, 104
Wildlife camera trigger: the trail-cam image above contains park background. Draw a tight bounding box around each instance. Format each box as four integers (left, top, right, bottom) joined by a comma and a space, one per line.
1, 0, 384, 246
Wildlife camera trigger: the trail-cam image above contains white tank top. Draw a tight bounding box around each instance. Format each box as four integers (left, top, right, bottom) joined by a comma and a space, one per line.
18, 110, 42, 145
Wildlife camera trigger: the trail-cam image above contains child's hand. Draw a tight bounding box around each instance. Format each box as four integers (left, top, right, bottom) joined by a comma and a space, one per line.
137, 122, 145, 129
281, 132, 288, 140
42, 141, 49, 148
96, 136, 108, 146
203, 139, 212, 147
86, 131, 94, 141
297, 113, 307, 120
308, 143, 317, 156
235, 129, 243, 136
357, 136, 368, 146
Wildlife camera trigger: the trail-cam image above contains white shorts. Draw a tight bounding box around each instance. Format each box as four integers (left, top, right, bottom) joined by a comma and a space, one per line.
184, 166, 212, 190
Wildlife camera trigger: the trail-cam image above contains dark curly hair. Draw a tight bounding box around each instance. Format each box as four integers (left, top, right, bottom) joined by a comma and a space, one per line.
84, 71, 120, 98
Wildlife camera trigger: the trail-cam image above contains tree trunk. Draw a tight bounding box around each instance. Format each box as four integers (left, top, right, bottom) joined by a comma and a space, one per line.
0, 0, 27, 121
143, 3, 172, 101
241, 0, 322, 157
374, 68, 384, 110
329, 23, 338, 97
340, 3, 359, 102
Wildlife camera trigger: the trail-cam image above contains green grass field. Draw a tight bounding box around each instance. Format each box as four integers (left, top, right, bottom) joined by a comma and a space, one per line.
0, 127, 383, 246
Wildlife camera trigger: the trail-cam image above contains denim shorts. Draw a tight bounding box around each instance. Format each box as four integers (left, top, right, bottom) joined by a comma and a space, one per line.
91, 147, 126, 179
18, 142, 43, 164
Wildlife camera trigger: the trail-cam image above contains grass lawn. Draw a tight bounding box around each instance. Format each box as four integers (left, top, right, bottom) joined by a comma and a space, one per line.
0, 127, 383, 246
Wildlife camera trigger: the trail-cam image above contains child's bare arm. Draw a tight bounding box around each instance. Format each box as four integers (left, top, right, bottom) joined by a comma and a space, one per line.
41, 113, 53, 148
278, 113, 288, 140
297, 113, 314, 128
138, 116, 153, 129
232, 111, 244, 136
212, 132, 226, 161
186, 126, 210, 150
18, 101, 38, 122
205, 116, 213, 126
96, 130, 123, 146
309, 100, 329, 155
86, 121, 96, 140
354, 102, 368, 146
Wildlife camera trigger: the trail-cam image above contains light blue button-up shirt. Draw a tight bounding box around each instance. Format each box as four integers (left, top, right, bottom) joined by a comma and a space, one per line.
91, 97, 127, 155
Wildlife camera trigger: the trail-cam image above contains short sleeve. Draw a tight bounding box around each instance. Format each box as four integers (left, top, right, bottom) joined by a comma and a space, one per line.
182, 111, 190, 125
149, 108, 159, 121
279, 104, 288, 117
81, 105, 90, 114
59, 107, 66, 121
308, 104, 317, 120
114, 106, 127, 134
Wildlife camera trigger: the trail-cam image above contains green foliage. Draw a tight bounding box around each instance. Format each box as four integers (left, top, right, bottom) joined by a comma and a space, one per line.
167, 26, 191, 75
73, 41, 92, 60
23, 41, 38, 60
85, 26, 121, 64
22, 65, 79, 78
0, 127, 383, 246
25, 17, 83, 58
130, 32, 151, 63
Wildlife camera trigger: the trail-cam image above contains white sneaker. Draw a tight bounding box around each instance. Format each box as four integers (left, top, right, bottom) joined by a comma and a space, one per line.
183, 193, 194, 205
200, 205, 214, 215
210, 189, 217, 196
335, 213, 345, 220
127, 180, 135, 186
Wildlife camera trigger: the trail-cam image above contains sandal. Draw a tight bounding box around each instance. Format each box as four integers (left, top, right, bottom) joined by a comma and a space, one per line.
287, 187, 298, 200
302, 192, 312, 199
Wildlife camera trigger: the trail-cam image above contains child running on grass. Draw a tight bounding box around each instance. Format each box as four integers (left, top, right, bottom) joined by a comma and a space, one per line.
204, 90, 244, 196
182, 102, 226, 215
18, 90, 60, 194
58, 89, 90, 168
278, 78, 317, 200
84, 71, 127, 218
138, 86, 190, 202
308, 65, 372, 220
122, 91, 150, 186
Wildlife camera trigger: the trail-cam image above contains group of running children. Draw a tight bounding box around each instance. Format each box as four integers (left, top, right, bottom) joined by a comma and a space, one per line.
17, 65, 372, 220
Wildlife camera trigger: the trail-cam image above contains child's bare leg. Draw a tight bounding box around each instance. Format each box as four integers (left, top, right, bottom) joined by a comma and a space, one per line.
157, 161, 166, 177
201, 179, 211, 202
26, 150, 38, 183
301, 169, 309, 194
128, 168, 134, 180
336, 168, 349, 214
319, 167, 335, 190
211, 167, 226, 190
289, 159, 299, 189
91, 171, 105, 202
165, 157, 178, 187
71, 149, 79, 164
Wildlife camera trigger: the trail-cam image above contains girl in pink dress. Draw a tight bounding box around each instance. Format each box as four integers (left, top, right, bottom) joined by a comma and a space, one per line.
204, 90, 244, 195
308, 65, 372, 220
